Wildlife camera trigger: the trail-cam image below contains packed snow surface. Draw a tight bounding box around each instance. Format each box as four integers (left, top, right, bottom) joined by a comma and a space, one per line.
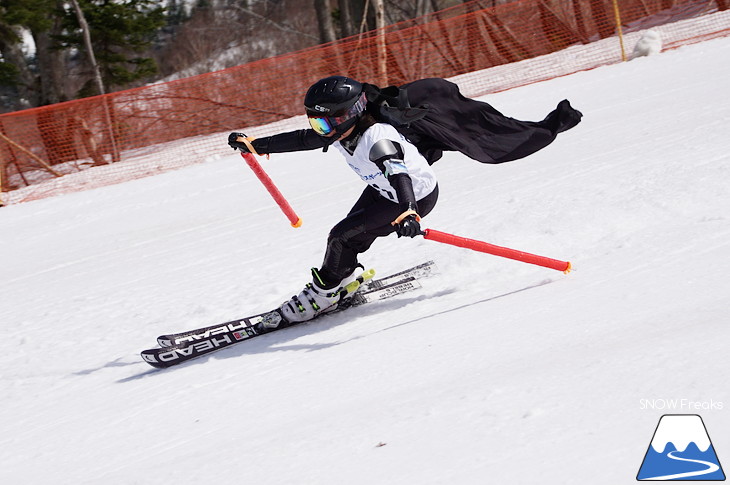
1, 36, 729, 484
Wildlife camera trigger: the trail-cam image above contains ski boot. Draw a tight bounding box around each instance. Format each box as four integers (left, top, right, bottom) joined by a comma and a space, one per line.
279, 266, 365, 324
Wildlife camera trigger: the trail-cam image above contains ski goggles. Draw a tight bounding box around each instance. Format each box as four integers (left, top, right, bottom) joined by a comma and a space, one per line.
308, 93, 367, 136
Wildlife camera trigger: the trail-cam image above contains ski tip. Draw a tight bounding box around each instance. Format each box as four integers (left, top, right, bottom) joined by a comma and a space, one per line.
563, 261, 573, 274
140, 350, 168, 369
157, 337, 173, 347
291, 218, 303, 228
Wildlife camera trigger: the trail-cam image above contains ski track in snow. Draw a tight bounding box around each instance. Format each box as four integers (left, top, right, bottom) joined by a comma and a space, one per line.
1, 27, 729, 485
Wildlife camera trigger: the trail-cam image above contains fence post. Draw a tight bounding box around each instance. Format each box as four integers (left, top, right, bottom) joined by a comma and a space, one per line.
612, 0, 628, 61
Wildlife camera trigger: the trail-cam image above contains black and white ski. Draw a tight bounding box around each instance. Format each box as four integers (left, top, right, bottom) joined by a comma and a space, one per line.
155, 260, 436, 348
141, 261, 437, 368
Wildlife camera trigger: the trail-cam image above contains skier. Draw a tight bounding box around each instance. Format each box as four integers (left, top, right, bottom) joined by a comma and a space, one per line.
228, 76, 582, 323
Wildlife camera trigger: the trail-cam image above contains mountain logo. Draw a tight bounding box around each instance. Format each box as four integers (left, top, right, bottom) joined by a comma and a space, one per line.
637, 414, 725, 481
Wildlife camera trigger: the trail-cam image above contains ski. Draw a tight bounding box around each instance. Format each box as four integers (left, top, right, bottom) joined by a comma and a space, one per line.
153, 274, 423, 351
155, 260, 437, 348
142, 269, 375, 368
141, 262, 437, 368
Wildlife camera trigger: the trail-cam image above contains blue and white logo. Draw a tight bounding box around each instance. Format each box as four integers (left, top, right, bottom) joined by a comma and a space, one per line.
637, 414, 725, 481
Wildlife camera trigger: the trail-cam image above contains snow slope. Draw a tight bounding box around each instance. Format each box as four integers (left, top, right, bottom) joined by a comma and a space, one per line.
1, 35, 729, 484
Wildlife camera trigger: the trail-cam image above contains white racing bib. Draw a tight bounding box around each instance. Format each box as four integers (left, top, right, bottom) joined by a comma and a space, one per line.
334, 123, 437, 202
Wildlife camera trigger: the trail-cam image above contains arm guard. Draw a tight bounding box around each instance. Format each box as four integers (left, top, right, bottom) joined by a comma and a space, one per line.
369, 139, 418, 213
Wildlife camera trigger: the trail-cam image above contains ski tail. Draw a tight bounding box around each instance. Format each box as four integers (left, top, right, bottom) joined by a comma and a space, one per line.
339, 268, 376, 301
359, 260, 435, 292
350, 276, 422, 306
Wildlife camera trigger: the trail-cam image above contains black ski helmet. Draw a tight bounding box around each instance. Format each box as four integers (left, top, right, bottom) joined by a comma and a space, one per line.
304, 76, 366, 136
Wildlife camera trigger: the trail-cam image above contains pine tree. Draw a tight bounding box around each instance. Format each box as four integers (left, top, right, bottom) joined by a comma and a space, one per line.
56, 0, 165, 96
0, 0, 65, 108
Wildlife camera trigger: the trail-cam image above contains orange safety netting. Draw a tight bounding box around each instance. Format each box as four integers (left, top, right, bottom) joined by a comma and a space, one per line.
1, 0, 729, 203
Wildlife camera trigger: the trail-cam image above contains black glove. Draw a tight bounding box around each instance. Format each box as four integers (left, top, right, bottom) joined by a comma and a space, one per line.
396, 214, 422, 238
228, 132, 251, 152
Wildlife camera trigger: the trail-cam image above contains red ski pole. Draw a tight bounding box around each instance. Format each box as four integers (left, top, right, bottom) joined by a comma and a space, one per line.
240, 151, 302, 228
422, 228, 572, 273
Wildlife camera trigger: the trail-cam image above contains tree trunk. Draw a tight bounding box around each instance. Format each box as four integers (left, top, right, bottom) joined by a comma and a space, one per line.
371, 0, 387, 85
338, 0, 355, 38
415, 0, 435, 17
70, 0, 105, 96
313, 0, 336, 43
33, 31, 65, 105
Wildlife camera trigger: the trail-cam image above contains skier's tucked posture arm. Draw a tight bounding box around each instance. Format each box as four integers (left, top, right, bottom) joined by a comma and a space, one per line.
228, 75, 582, 324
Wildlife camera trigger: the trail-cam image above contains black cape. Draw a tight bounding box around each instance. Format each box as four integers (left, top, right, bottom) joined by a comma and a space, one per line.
367, 78, 582, 165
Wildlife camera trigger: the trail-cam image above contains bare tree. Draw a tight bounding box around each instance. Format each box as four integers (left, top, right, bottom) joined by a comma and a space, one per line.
338, 0, 356, 38
68, 0, 119, 163
372, 0, 387, 85
415, 0, 437, 17
314, 0, 336, 43
155, 1, 319, 78
372, 0, 385, 29
69, 0, 105, 95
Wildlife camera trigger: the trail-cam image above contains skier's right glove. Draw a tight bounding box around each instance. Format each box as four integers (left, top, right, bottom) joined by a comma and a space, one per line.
228, 132, 254, 152
393, 210, 422, 238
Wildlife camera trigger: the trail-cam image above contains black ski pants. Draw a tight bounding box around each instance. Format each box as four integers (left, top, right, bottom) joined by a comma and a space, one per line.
319, 184, 439, 285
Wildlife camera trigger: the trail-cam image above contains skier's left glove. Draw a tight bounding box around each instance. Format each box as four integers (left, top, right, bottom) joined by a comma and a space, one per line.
393, 211, 422, 238
228, 132, 255, 152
